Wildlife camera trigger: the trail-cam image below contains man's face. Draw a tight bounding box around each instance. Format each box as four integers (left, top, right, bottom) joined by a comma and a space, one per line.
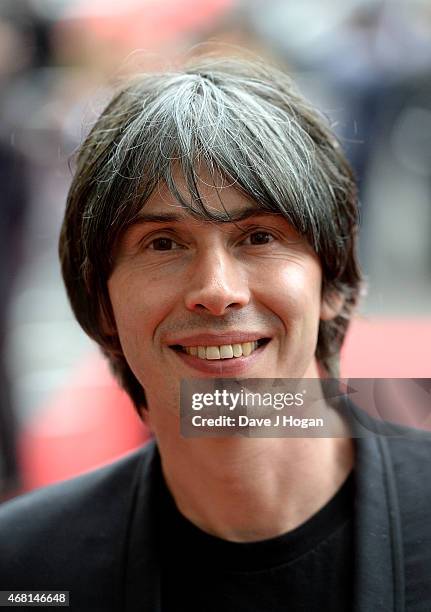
108, 175, 338, 428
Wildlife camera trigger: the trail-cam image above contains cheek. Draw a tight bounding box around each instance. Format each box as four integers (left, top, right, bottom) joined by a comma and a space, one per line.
109, 270, 176, 337
107, 273, 153, 367
263, 262, 322, 325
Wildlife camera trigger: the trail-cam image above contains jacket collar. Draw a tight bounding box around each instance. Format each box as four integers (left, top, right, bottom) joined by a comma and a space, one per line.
124, 440, 162, 612
354, 435, 404, 612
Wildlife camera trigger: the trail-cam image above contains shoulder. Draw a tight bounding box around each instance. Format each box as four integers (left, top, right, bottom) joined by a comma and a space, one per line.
0, 443, 150, 531
0, 441, 156, 592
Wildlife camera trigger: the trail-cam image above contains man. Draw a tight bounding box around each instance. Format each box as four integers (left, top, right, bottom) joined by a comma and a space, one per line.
0, 55, 430, 611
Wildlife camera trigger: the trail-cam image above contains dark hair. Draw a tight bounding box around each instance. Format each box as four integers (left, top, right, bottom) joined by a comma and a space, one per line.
60, 55, 363, 412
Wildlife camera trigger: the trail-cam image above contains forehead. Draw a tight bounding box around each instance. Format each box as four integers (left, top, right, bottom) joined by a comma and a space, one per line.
114, 168, 302, 259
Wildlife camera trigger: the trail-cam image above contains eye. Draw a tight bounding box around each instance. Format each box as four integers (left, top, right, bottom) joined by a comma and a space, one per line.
149, 237, 181, 251
243, 231, 275, 246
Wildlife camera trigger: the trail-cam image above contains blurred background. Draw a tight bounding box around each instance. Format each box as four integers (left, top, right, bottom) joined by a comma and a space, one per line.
0, 0, 430, 499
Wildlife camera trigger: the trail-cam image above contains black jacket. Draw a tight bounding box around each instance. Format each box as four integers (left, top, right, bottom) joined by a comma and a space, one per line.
0, 434, 431, 611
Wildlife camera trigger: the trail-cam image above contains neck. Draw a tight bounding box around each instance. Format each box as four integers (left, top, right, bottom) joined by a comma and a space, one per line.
157, 429, 354, 542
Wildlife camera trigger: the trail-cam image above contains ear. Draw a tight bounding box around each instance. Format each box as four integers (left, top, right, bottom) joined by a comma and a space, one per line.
320, 290, 345, 321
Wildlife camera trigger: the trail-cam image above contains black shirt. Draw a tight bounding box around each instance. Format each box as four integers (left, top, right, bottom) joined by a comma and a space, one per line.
161, 472, 354, 612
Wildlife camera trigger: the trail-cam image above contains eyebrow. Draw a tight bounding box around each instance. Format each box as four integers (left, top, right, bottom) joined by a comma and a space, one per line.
134, 208, 280, 224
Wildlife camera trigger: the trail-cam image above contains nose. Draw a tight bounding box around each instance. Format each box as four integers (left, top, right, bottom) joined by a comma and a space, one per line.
184, 248, 250, 315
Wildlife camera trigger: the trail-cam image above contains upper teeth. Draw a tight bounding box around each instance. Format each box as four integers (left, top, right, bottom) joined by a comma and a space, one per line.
184, 341, 258, 360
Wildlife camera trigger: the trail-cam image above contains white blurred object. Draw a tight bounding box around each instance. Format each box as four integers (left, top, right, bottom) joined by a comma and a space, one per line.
250, 0, 431, 78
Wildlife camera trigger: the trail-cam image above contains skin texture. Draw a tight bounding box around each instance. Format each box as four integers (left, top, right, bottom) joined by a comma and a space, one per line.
108, 174, 354, 542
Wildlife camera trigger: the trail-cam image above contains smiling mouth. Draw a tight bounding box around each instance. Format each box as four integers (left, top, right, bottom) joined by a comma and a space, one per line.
170, 338, 270, 361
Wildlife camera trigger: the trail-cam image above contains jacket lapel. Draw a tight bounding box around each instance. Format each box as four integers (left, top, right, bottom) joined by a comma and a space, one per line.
353, 436, 404, 612
124, 440, 162, 612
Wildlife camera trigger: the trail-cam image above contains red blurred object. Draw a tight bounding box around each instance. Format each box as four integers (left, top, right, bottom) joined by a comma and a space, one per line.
19, 317, 430, 492
19, 356, 149, 492
79, 0, 233, 45
340, 317, 431, 377
59, 0, 235, 56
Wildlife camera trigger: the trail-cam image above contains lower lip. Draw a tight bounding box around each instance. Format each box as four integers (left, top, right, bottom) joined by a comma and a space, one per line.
171, 344, 268, 375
